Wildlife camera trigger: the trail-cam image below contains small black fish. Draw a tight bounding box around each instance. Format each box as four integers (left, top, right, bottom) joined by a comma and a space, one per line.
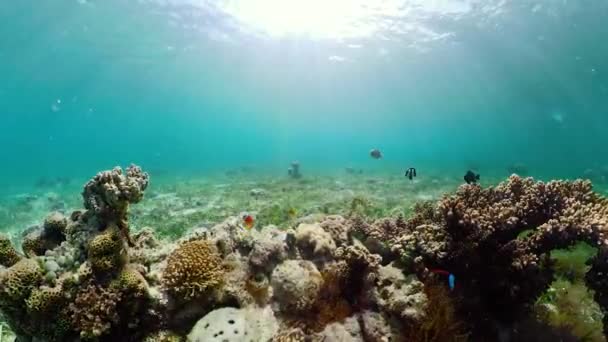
464, 170, 480, 184
370, 149, 382, 159
405, 167, 417, 180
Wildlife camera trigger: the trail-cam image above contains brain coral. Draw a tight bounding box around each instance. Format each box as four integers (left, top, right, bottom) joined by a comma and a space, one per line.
162, 239, 224, 300
0, 234, 21, 267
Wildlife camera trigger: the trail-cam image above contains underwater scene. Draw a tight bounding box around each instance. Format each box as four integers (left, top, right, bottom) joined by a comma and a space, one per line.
1, 0, 608, 341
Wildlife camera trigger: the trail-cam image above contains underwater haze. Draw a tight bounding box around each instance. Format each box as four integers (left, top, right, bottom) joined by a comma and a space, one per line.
1, 0, 608, 192
3, 1, 608, 342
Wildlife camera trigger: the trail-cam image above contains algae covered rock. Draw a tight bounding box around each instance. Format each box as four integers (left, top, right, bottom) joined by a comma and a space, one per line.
370, 262, 427, 323
188, 306, 277, 342
162, 239, 224, 300
294, 223, 336, 260
271, 259, 323, 312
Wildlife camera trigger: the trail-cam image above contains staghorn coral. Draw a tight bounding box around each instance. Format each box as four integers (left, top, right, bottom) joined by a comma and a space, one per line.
69, 283, 122, 340
82, 164, 149, 246
162, 239, 224, 300
0, 234, 21, 267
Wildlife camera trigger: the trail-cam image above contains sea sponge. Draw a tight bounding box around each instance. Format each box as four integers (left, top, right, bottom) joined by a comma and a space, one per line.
162, 239, 224, 300
271, 260, 323, 312
88, 224, 127, 273
0, 258, 43, 304
69, 283, 121, 340
0, 234, 21, 267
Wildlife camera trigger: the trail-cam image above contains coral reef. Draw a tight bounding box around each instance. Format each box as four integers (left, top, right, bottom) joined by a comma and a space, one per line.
1, 169, 606, 341
383, 175, 608, 337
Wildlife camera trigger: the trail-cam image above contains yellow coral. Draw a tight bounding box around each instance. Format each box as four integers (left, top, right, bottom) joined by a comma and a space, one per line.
0, 234, 21, 267
88, 224, 127, 273
111, 265, 148, 296
0, 259, 43, 304
162, 239, 224, 300
25, 285, 64, 316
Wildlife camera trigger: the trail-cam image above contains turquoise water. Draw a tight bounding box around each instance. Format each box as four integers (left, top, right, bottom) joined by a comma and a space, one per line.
1, 1, 608, 192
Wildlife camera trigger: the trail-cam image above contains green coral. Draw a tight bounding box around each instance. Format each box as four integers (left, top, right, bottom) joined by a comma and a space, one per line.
0, 234, 21, 267
162, 239, 224, 300
88, 224, 127, 273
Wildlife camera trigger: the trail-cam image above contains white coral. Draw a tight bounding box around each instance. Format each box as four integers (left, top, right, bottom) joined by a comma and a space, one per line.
188, 306, 277, 342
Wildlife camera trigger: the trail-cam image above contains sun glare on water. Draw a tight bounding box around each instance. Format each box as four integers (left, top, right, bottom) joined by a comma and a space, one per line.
219, 0, 383, 39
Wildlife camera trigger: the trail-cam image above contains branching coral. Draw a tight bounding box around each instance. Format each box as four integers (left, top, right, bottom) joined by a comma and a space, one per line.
162, 239, 224, 300
69, 283, 122, 340
82, 164, 149, 246
386, 175, 608, 336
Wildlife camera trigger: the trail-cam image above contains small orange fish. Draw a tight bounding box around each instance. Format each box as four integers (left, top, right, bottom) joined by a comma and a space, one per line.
243, 214, 255, 230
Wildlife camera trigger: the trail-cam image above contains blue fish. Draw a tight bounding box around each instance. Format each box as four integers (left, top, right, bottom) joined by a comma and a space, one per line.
448, 273, 456, 291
